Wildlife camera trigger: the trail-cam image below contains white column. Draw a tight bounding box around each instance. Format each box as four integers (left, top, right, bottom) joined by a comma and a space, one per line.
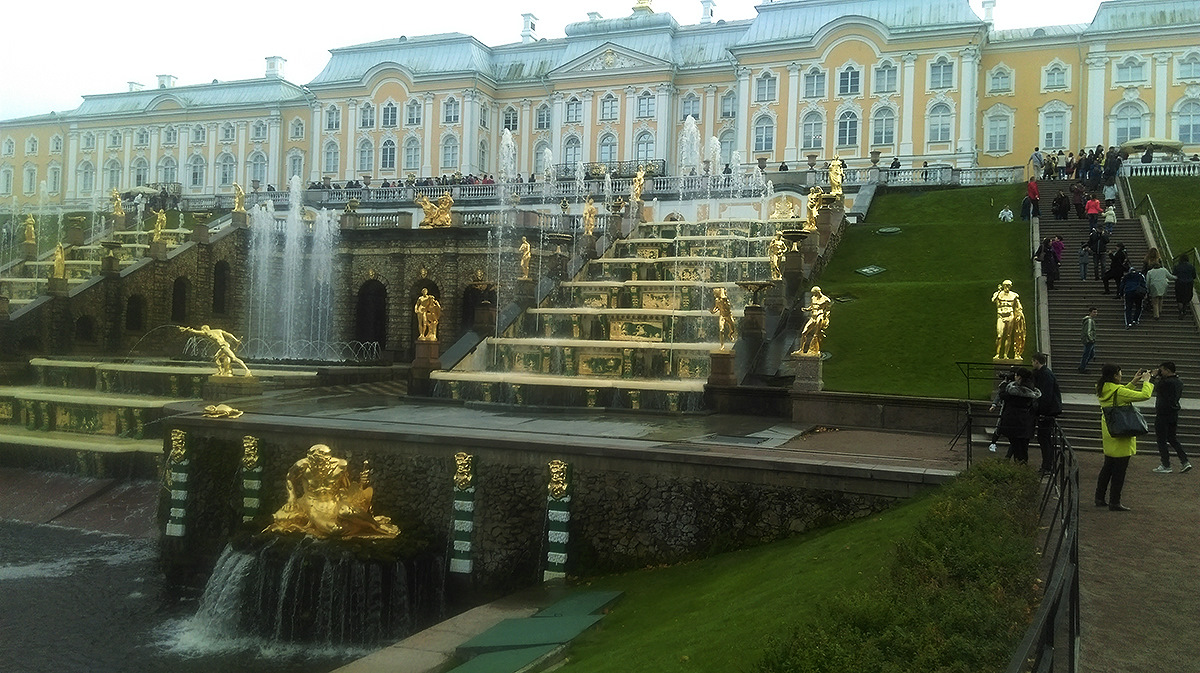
67, 129, 79, 199
655, 83, 672, 168
551, 92, 564, 160
1154, 52, 1171, 137
703, 84, 718, 142
957, 46, 980, 160
236, 121, 248, 186
462, 90, 477, 174
520, 99, 532, 175
735, 67, 751, 159
148, 128, 160, 186
581, 90, 594, 163
900, 53, 918, 158
1085, 54, 1108, 148
309, 103, 322, 181
345, 100, 358, 180
122, 129, 133, 191
785, 63, 801, 162
268, 116, 281, 188
623, 86, 637, 160
206, 124, 218, 193
422, 93, 435, 177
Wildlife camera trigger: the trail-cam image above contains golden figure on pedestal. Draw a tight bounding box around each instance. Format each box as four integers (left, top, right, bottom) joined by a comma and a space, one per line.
23, 215, 35, 244
453, 452, 474, 490
518, 237, 532, 279
265, 444, 400, 539
829, 155, 844, 197
710, 287, 736, 349
232, 183, 246, 213
110, 189, 125, 218
52, 243, 66, 279
991, 280, 1026, 360
415, 288, 442, 341
767, 233, 788, 281
582, 196, 598, 236
178, 325, 252, 377
415, 191, 454, 227
151, 209, 167, 242
793, 286, 832, 356
548, 459, 569, 499
806, 186, 824, 232
631, 166, 646, 204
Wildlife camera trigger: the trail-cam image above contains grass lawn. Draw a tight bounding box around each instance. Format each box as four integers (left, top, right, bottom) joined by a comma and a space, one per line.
1128, 177, 1200, 257
556, 496, 932, 673
819, 184, 1032, 398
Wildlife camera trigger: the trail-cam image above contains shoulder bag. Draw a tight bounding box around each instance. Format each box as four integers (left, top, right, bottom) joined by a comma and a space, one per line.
1104, 403, 1148, 438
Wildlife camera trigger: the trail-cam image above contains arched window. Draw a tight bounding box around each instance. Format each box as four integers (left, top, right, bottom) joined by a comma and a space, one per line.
927, 103, 952, 143
987, 113, 1011, 153
872, 108, 895, 145
635, 132, 654, 162
503, 107, 519, 131
637, 91, 656, 117
162, 127, 177, 145
220, 123, 235, 141
534, 142, 550, 174
188, 155, 206, 188
1, 138, 13, 156
191, 125, 205, 144
930, 57, 954, 89
478, 141, 488, 171
109, 130, 122, 146
212, 261, 230, 314
990, 69, 1012, 93
600, 94, 618, 121
802, 111, 823, 149
82, 133, 95, 150
442, 98, 460, 124
874, 63, 897, 93
565, 98, 582, 124
755, 73, 777, 102
536, 104, 551, 130
132, 158, 149, 186
804, 68, 826, 98
382, 102, 398, 128
1115, 103, 1143, 144
124, 295, 146, 331
563, 136, 581, 165
681, 94, 700, 121
1045, 65, 1066, 89
248, 152, 267, 184
48, 165, 61, 193
1181, 54, 1200, 79
1042, 111, 1066, 149
357, 139, 374, 172
0, 167, 11, 195
753, 115, 774, 153
104, 159, 122, 191
217, 154, 235, 186
719, 131, 734, 164
158, 156, 177, 184
77, 161, 95, 194
323, 141, 340, 173
837, 67, 860, 96
325, 105, 341, 131
836, 111, 859, 147
1180, 100, 1200, 144
381, 139, 396, 170
406, 100, 422, 126
288, 154, 303, 179
721, 91, 737, 118
1116, 58, 1144, 83
440, 136, 459, 168
404, 138, 421, 170
598, 133, 617, 163
23, 165, 36, 194
171, 277, 189, 323
251, 121, 267, 139
290, 118, 304, 140
134, 128, 148, 146
359, 103, 375, 128
25, 137, 38, 155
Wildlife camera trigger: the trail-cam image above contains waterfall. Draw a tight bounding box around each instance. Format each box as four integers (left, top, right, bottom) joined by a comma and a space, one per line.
498, 129, 517, 184
678, 116, 701, 177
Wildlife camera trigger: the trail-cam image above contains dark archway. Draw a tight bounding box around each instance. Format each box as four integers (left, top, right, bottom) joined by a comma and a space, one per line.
125, 295, 146, 331
355, 279, 388, 349
212, 261, 230, 315
171, 277, 189, 323
74, 315, 96, 343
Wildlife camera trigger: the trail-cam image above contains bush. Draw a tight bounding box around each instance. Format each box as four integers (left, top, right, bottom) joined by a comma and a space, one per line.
757, 460, 1041, 673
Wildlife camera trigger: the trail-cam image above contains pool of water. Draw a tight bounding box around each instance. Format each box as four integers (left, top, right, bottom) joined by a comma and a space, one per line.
0, 520, 367, 673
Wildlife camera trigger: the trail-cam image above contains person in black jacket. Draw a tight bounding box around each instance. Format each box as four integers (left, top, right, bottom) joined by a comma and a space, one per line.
997, 367, 1042, 464
1031, 353, 1063, 475
1104, 242, 1128, 295
1151, 362, 1191, 473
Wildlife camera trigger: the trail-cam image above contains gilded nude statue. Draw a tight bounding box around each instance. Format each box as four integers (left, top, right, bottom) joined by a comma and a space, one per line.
232, 183, 246, 213
767, 233, 788, 280
151, 209, 167, 242
794, 286, 832, 356
806, 186, 824, 232
582, 196, 598, 236
630, 166, 645, 204
178, 324, 252, 377
23, 215, 36, 244
415, 191, 454, 227
265, 444, 399, 539
110, 189, 125, 218
415, 288, 442, 341
518, 237, 532, 279
992, 280, 1026, 361
829, 155, 844, 197
710, 287, 736, 349
52, 243, 66, 279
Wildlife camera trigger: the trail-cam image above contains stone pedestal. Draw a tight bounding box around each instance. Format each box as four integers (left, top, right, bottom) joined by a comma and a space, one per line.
22, 241, 36, 261
741, 305, 766, 340
784, 353, 823, 392
66, 226, 85, 246
113, 213, 129, 231
515, 278, 536, 307
101, 255, 121, 276
708, 349, 737, 387
409, 340, 442, 396
46, 277, 69, 297
202, 374, 262, 401
190, 223, 211, 244
474, 303, 497, 335
581, 234, 599, 260
0, 296, 8, 316
340, 213, 358, 229
148, 240, 168, 260
231, 211, 248, 228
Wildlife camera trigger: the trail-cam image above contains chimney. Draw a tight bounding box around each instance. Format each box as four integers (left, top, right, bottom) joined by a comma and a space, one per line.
701, 0, 716, 23
157, 74, 177, 89
587, 12, 603, 21
521, 13, 538, 43
982, 0, 995, 26
265, 56, 287, 79
128, 81, 144, 92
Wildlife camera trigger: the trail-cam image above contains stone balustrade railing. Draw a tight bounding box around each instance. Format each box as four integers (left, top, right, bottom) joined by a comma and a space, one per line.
1119, 162, 1200, 178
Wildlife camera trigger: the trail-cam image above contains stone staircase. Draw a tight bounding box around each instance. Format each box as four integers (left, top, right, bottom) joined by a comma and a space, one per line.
1035, 178, 1200, 452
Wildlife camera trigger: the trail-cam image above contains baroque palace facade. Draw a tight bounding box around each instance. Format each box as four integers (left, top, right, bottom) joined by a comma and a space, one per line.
2, 0, 1199, 207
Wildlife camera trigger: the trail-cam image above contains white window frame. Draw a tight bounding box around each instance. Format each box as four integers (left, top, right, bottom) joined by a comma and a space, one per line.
929, 57, 955, 90
927, 103, 953, 144
132, 158, 148, 186
191, 126, 205, 144
1, 138, 12, 156
251, 121, 267, 140
360, 103, 375, 129
600, 94, 619, 122
357, 139, 374, 172
1177, 53, 1200, 82
381, 139, 397, 170
635, 132, 654, 162
25, 137, 38, 155
82, 133, 96, 150
871, 107, 895, 146
217, 154, 235, 186
1115, 57, 1147, 85
987, 65, 1014, 95
382, 102, 398, 128
404, 138, 421, 171
565, 98, 583, 124
637, 91, 656, 118
290, 119, 304, 140
77, 161, 95, 194
536, 104, 551, 130
221, 123, 236, 142
755, 72, 777, 102
803, 68, 827, 99
720, 91, 737, 118
323, 142, 340, 174
325, 106, 341, 131
563, 136, 581, 165
503, 107, 519, 132
48, 164, 61, 193
1178, 100, 1200, 144
873, 62, 897, 94
837, 67, 861, 97
753, 115, 775, 153
986, 113, 1012, 154
188, 156, 205, 189
162, 127, 177, 145
440, 136, 459, 169
249, 153, 267, 185
1113, 102, 1146, 145
1042, 60, 1071, 93
598, 133, 618, 163
801, 111, 823, 150
134, 128, 149, 147
681, 94, 700, 121
159, 156, 177, 184
442, 98, 460, 125
836, 111, 859, 148
406, 100, 423, 126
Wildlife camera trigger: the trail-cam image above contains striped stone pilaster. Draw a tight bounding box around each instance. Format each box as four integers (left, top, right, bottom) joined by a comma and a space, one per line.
449, 452, 476, 576
241, 435, 262, 523
544, 459, 572, 582
165, 429, 189, 538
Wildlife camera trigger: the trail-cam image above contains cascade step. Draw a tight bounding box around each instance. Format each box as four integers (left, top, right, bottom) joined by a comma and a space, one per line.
0, 386, 189, 439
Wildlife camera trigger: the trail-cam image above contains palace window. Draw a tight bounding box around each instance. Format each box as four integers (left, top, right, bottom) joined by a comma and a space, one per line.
82, 133, 95, 150
753, 115, 774, 153
381, 139, 396, 170
479, 102, 488, 128
990, 70, 1012, 93
109, 131, 122, 146
290, 119, 304, 140
600, 94, 619, 121
357, 139, 374, 172
837, 111, 859, 147
360, 103, 375, 129
874, 63, 897, 93
218, 154, 235, 186
163, 127, 177, 145
872, 108, 895, 145
406, 100, 422, 126
930, 57, 955, 89
188, 156, 205, 189
192, 125, 206, 144
534, 142, 550, 175
249, 153, 266, 185
503, 107, 519, 132
23, 166, 36, 194
1115, 103, 1143, 144
25, 137, 38, 155
104, 159, 121, 191
443, 98, 460, 124
221, 123, 236, 142
1042, 111, 1066, 149
1116, 58, 1144, 83
48, 165, 60, 193
804, 69, 826, 98
159, 156, 177, 184
440, 136, 459, 168
802, 111, 823, 149
323, 141, 340, 173
755, 73, 776, 102
403, 138, 421, 170
565, 98, 582, 124
987, 114, 1011, 153
681, 94, 700, 121
134, 128, 148, 146
720, 91, 736, 118
478, 141, 487, 170
563, 136, 581, 165
1180, 101, 1200, 143
325, 106, 341, 131
635, 132, 654, 162
1, 139, 12, 156
382, 103, 398, 128
928, 103, 952, 143
719, 131, 734, 164
1181, 55, 1200, 80
598, 133, 617, 163
251, 121, 267, 140
838, 68, 861, 96
77, 161, 95, 194
0, 167, 10, 195
536, 104, 551, 130
288, 154, 303, 179
1045, 65, 1067, 89
637, 91, 656, 118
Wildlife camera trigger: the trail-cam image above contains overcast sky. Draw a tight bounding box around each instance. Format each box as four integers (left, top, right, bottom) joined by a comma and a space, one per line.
1, 0, 1104, 122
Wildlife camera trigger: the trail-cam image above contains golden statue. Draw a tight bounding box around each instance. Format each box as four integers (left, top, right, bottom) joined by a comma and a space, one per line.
23, 214, 35, 244
794, 286, 832, 356
232, 183, 246, 213
110, 189, 125, 218
710, 287, 736, 349
769, 198, 798, 220
265, 444, 399, 539
415, 191, 454, 227
202, 403, 244, 419
52, 243, 66, 279
767, 233, 788, 280
582, 196, 598, 236
518, 237, 532, 279
178, 324, 252, 377
414, 288, 442, 341
805, 186, 824, 232
829, 155, 844, 197
991, 280, 1026, 361
631, 166, 645, 204
548, 459, 569, 499
151, 209, 167, 242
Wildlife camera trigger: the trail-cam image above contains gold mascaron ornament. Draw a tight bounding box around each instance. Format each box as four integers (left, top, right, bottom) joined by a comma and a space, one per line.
453, 452, 474, 490
242, 435, 260, 470
265, 444, 399, 539
548, 459, 569, 499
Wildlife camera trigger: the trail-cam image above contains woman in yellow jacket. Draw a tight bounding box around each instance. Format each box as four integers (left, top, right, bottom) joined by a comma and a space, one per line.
1095, 364, 1154, 511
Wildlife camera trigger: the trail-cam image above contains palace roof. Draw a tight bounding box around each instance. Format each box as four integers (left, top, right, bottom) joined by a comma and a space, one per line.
67, 78, 308, 118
